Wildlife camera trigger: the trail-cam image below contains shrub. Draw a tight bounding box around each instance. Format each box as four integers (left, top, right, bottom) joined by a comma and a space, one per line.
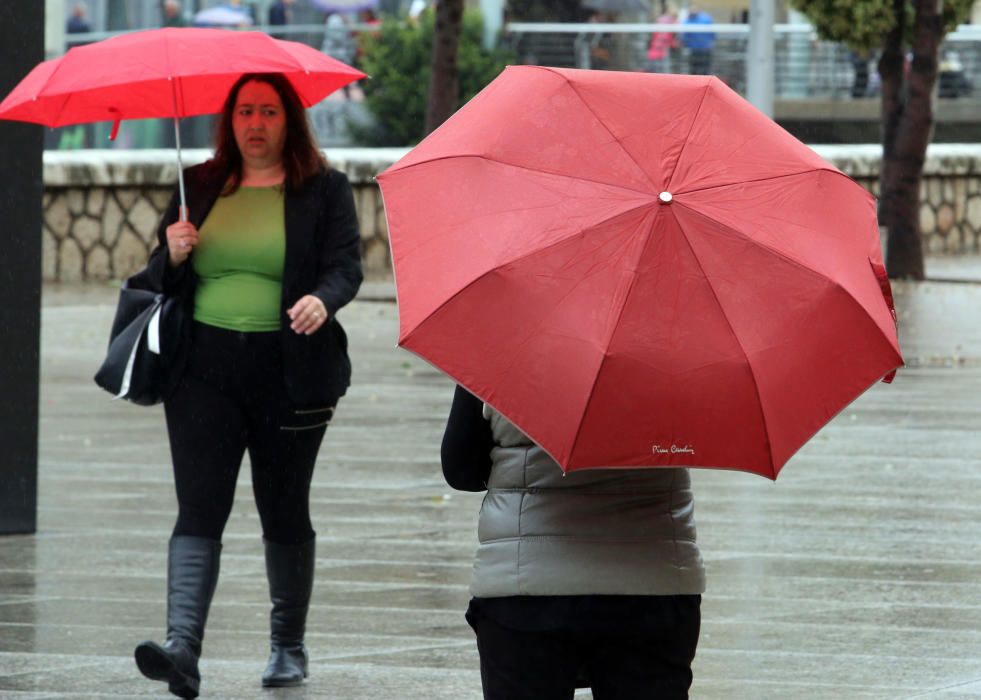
350, 9, 514, 146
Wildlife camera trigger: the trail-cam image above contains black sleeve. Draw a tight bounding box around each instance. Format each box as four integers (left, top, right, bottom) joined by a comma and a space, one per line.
142, 181, 195, 295
441, 385, 495, 492
311, 170, 363, 316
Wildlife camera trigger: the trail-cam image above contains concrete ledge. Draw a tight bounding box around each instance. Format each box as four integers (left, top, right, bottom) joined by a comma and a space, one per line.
38, 145, 981, 282
43, 144, 981, 185
42, 147, 412, 186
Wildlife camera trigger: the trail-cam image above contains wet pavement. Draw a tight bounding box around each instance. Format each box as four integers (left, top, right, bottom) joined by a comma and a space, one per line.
1, 263, 980, 699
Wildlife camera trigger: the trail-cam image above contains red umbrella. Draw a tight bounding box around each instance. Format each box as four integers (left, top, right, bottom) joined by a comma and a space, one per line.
378, 66, 903, 479
0, 27, 364, 217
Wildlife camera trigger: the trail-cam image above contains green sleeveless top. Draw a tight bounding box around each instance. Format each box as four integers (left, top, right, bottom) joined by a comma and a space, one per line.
192, 186, 286, 332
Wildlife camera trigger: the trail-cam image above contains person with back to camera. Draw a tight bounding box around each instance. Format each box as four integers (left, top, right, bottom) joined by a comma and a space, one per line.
131, 72, 362, 698
442, 386, 705, 699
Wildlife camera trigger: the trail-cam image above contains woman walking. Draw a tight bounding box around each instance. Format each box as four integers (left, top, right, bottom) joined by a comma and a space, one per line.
133, 72, 362, 698
442, 386, 705, 699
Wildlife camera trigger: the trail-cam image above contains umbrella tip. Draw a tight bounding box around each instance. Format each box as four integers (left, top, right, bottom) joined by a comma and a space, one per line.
658, 191, 673, 204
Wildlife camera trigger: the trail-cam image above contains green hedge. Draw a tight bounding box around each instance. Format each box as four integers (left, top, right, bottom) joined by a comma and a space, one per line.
350, 9, 514, 146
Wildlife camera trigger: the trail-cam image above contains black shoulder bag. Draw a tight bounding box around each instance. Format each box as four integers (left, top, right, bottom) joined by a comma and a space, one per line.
93, 273, 188, 406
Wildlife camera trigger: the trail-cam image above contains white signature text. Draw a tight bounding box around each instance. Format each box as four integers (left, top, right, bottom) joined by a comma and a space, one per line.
652, 444, 695, 455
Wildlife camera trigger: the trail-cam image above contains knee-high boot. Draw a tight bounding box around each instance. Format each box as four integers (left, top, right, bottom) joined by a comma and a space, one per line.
261, 537, 315, 687
134, 536, 222, 699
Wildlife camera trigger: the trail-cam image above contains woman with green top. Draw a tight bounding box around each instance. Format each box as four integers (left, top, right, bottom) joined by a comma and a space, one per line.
132, 73, 362, 698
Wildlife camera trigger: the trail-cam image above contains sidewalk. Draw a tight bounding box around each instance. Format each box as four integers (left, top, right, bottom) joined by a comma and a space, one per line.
1, 264, 979, 698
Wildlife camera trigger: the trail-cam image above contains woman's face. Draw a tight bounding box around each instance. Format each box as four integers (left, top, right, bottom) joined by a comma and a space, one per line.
232, 80, 287, 170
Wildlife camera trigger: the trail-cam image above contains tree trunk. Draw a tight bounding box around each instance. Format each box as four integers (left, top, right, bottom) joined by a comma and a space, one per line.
878, 0, 941, 280
425, 0, 465, 135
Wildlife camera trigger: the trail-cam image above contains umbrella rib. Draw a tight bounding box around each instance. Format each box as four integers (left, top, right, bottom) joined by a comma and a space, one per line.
675, 193, 899, 360
275, 34, 310, 75
37, 55, 85, 128
50, 91, 76, 128
664, 79, 713, 193
385, 154, 658, 199
673, 171, 876, 292
401, 200, 660, 353
484, 199, 659, 279
675, 166, 859, 199
538, 66, 660, 194
669, 206, 777, 479
565, 209, 661, 468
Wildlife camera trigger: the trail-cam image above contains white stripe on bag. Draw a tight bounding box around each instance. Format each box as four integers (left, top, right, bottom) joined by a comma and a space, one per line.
147, 304, 163, 355
116, 332, 141, 400
115, 301, 161, 400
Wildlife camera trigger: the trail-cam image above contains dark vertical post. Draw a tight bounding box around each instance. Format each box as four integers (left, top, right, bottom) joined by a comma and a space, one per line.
0, 3, 44, 534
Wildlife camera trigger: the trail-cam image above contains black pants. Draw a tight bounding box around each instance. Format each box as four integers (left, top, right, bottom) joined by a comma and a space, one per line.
164, 322, 331, 544
689, 49, 712, 76
471, 598, 700, 700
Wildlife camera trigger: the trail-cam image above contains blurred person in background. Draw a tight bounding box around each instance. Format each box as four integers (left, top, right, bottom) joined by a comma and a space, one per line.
228, 0, 259, 23
682, 3, 715, 75
269, 0, 296, 28
67, 2, 92, 34
321, 12, 357, 98
647, 2, 679, 74
163, 0, 188, 28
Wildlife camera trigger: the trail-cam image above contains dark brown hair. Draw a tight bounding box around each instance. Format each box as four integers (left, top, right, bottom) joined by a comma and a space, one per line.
212, 73, 326, 195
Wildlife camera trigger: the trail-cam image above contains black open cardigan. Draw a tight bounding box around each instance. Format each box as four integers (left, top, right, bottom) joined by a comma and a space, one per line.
138, 161, 363, 409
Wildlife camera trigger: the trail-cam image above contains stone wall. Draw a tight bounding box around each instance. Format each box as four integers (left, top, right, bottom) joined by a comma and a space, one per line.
42, 145, 981, 283
815, 144, 981, 256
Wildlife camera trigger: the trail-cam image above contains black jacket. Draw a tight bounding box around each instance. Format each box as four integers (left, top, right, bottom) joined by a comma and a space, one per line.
139, 161, 363, 409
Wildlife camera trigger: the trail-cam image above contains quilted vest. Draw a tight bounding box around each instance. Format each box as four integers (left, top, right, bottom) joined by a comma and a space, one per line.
470, 406, 706, 597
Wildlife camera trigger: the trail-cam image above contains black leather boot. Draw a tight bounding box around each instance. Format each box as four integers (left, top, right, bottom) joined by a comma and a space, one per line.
134, 536, 222, 699
261, 537, 315, 687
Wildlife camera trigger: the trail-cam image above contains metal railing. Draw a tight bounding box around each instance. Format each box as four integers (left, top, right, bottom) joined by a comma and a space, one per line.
60, 21, 981, 103
48, 21, 981, 149
503, 22, 981, 101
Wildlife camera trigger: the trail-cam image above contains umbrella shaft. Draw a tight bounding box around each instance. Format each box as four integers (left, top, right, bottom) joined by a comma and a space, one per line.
171, 80, 187, 223
173, 117, 187, 222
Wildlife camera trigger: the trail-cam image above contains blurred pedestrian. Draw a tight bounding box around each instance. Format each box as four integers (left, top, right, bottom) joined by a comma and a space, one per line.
228, 0, 259, 23
268, 0, 295, 28
683, 3, 715, 75
647, 2, 679, 74
851, 49, 870, 98
581, 11, 612, 70
442, 387, 705, 699
67, 2, 92, 34
132, 72, 363, 698
162, 0, 188, 28
321, 12, 357, 97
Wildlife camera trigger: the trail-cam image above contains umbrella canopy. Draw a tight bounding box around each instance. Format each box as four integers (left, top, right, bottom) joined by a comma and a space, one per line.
377, 66, 903, 479
0, 27, 364, 219
193, 5, 254, 27
0, 27, 364, 127
310, 0, 380, 13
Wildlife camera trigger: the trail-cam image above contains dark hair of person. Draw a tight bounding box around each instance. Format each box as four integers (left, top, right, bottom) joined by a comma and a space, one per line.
212, 73, 326, 195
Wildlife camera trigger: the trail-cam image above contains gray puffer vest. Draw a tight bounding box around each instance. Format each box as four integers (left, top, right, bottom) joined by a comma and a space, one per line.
471, 405, 706, 598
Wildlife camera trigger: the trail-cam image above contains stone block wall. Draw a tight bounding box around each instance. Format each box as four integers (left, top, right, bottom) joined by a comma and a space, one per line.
42, 145, 981, 283
815, 144, 981, 255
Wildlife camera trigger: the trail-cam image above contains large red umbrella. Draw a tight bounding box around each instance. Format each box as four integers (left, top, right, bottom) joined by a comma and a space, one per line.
0, 28, 364, 216
378, 66, 903, 479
